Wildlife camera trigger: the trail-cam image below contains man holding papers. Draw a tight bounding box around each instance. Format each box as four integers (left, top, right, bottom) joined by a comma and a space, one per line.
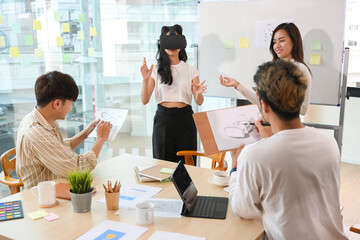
228, 60, 346, 239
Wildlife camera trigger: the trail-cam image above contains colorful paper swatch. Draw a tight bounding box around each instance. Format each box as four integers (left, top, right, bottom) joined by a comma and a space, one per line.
88, 47, 95, 57
62, 23, 70, 32
311, 40, 322, 51
34, 48, 43, 58
62, 54, 70, 63
0, 36, 5, 47
309, 54, 321, 65
10, 47, 19, 57
44, 212, 60, 222
54, 11, 60, 22
78, 31, 84, 40
12, 23, 21, 33
28, 210, 48, 220
95, 230, 126, 240
0, 14, 4, 24
0, 200, 24, 221
56, 37, 64, 46
239, 38, 249, 48
90, 27, 97, 36
224, 38, 233, 49
33, 20, 42, 30
25, 35, 33, 45
78, 13, 85, 23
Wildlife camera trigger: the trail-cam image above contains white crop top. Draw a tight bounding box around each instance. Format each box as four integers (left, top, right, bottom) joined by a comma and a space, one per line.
150, 61, 199, 105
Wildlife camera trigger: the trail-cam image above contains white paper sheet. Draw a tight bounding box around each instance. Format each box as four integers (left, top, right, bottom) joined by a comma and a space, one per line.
88, 108, 128, 141
148, 231, 206, 240
76, 220, 148, 240
98, 184, 163, 209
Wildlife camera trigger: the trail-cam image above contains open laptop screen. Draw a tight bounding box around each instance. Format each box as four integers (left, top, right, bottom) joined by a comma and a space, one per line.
171, 161, 198, 212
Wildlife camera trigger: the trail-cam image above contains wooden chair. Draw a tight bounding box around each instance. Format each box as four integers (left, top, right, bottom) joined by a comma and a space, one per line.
0, 148, 24, 194
176, 151, 228, 171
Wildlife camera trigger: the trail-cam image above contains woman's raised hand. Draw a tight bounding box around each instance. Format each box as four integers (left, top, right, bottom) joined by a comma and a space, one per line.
140, 57, 154, 81
219, 75, 239, 88
193, 80, 207, 95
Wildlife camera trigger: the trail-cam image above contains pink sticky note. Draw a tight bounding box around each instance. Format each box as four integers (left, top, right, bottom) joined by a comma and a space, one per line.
44, 212, 60, 221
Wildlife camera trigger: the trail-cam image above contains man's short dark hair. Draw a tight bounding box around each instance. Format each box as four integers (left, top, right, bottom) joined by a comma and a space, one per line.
35, 71, 79, 107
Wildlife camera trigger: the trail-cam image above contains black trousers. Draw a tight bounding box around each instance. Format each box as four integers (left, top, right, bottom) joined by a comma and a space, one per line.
152, 104, 197, 164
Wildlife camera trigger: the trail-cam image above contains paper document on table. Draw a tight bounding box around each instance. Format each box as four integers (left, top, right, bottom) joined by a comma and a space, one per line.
76, 220, 148, 240
148, 231, 206, 240
89, 108, 128, 141
145, 198, 183, 218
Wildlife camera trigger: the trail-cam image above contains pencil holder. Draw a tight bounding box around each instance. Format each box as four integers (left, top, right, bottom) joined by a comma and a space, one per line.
105, 191, 120, 210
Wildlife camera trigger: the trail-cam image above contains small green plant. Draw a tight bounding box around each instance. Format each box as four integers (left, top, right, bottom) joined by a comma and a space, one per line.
67, 168, 93, 194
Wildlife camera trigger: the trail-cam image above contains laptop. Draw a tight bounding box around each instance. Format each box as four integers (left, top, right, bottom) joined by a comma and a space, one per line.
170, 161, 228, 219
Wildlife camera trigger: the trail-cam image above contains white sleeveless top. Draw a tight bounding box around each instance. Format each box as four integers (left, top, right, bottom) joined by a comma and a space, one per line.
151, 61, 199, 105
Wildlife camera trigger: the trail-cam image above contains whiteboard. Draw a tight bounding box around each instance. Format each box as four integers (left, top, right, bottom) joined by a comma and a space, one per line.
199, 0, 346, 105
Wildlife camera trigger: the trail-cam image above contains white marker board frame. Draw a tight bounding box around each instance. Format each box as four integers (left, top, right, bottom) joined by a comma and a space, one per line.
199, 0, 346, 105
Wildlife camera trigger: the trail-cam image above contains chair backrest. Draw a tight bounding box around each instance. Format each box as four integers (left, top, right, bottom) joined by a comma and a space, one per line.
0, 148, 24, 194
176, 150, 228, 171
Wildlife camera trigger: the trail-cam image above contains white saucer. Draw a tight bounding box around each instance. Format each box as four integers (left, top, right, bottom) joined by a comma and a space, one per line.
208, 176, 229, 186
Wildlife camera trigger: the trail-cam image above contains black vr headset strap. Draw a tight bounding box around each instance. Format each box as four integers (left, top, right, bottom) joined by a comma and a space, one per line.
168, 26, 176, 35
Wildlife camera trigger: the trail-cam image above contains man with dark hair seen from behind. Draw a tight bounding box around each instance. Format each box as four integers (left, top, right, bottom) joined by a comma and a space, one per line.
16, 71, 112, 189
229, 60, 347, 239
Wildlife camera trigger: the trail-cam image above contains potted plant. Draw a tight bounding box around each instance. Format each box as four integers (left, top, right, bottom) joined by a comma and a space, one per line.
67, 168, 93, 213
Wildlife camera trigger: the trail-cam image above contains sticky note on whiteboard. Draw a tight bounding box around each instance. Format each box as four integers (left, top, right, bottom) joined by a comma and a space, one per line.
0, 36, 5, 47
34, 48, 43, 58
224, 38, 233, 49
62, 23, 70, 32
56, 37, 64, 46
10, 47, 19, 57
90, 27, 97, 36
311, 40, 322, 51
33, 20, 42, 30
25, 35, 33, 45
309, 54, 321, 65
54, 11, 60, 22
78, 31, 84, 40
240, 38, 249, 48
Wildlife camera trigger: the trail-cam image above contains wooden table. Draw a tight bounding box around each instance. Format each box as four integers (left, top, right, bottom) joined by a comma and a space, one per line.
0, 154, 264, 240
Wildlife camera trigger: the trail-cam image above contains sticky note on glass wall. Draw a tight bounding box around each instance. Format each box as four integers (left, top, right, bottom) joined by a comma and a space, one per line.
62, 23, 70, 32
56, 37, 64, 46
309, 54, 321, 65
0, 14, 4, 24
54, 11, 60, 22
78, 31, 84, 40
35, 48, 43, 58
10, 47, 19, 57
33, 20, 42, 30
311, 40, 322, 51
240, 38, 249, 48
88, 47, 95, 57
21, 57, 31, 67
90, 27, 97, 36
224, 38, 233, 49
78, 13, 85, 22
62, 54, 70, 63
0, 36, 5, 47
12, 23, 21, 33
25, 35, 33, 45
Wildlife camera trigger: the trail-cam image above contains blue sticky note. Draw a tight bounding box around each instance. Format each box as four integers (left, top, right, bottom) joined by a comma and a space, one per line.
12, 23, 21, 33
95, 229, 126, 240
21, 57, 31, 67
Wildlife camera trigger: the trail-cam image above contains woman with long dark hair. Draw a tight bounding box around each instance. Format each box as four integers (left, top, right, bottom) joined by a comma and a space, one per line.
140, 24, 206, 163
220, 22, 312, 116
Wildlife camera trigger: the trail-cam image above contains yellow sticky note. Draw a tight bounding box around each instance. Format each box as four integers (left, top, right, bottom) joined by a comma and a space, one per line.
90, 27, 97, 36
77, 31, 84, 40
224, 38, 233, 49
10, 47, 19, 57
35, 48, 43, 58
0, 36, 5, 47
88, 47, 95, 57
0, 14, 4, 24
28, 210, 49, 220
309, 54, 321, 65
62, 23, 70, 32
54, 11, 60, 22
311, 40, 322, 51
240, 38, 249, 48
33, 20, 42, 30
56, 37, 64, 46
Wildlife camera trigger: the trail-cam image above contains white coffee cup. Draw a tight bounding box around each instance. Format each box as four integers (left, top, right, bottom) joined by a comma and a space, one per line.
213, 171, 230, 185
135, 202, 154, 225
31, 181, 56, 206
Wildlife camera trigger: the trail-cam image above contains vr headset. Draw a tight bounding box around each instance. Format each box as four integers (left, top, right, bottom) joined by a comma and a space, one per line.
158, 26, 187, 50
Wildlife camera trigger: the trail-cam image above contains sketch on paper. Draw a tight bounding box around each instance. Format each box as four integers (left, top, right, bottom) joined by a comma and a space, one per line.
88, 108, 128, 141
207, 105, 262, 151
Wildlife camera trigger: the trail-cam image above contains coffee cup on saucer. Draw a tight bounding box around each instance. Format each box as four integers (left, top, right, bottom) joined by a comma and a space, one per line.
210, 171, 230, 186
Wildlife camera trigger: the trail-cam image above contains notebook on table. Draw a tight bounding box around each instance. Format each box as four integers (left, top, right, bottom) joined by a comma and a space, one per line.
170, 161, 228, 219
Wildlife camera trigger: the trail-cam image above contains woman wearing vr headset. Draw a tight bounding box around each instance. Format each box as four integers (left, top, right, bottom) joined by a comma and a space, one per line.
140, 24, 207, 163
220, 22, 312, 116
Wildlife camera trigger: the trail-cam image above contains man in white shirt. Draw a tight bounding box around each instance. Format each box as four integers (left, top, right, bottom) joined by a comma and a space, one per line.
228, 60, 347, 239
